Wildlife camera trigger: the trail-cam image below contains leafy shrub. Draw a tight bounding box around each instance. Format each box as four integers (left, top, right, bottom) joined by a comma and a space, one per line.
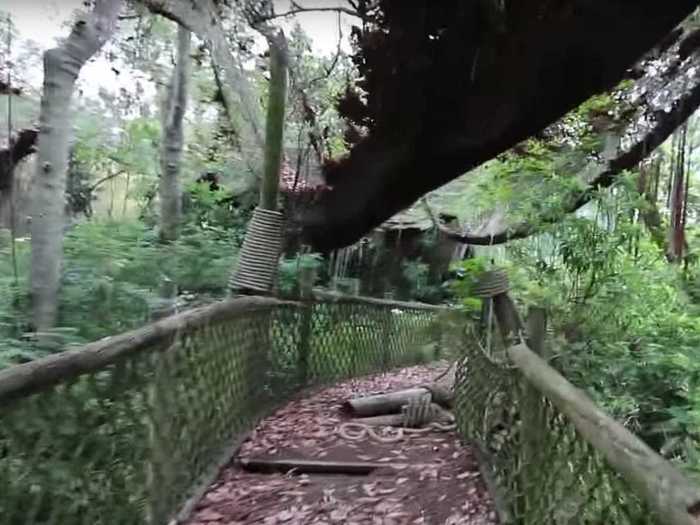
0, 219, 239, 367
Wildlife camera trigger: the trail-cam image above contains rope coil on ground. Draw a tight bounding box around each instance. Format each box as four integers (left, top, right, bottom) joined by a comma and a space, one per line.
338, 393, 457, 443
471, 270, 509, 298
337, 421, 457, 443
230, 207, 285, 293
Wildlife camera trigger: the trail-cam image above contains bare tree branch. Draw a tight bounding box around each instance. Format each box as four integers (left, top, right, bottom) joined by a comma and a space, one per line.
309, 12, 344, 86
263, 2, 360, 22
89, 170, 128, 192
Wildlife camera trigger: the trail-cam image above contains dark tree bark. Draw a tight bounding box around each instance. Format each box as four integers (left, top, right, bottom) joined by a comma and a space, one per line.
668, 124, 688, 262
0, 128, 38, 193
299, 1, 699, 250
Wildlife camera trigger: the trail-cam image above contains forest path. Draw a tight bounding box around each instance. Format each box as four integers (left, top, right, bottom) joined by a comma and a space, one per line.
184, 365, 497, 525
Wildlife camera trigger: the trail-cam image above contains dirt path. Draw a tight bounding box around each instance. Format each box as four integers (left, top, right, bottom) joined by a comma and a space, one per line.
185, 365, 497, 525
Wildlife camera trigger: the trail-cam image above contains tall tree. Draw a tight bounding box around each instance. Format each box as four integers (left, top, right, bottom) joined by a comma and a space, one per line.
159, 24, 191, 242
141, 0, 265, 179
667, 124, 688, 262
257, 26, 288, 212
29, 0, 122, 331
228, 2, 290, 294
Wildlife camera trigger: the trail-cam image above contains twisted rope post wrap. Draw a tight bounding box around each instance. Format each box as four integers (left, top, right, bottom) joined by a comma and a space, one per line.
472, 270, 510, 298
472, 269, 510, 359
230, 207, 285, 294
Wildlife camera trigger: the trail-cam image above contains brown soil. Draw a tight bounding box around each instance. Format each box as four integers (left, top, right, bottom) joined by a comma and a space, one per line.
185, 364, 497, 525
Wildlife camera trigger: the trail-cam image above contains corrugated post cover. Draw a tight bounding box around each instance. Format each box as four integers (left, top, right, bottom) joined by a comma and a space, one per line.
230, 207, 286, 293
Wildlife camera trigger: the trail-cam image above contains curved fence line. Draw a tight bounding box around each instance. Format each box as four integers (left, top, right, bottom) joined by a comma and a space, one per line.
455, 304, 700, 525
0, 294, 698, 525
0, 295, 439, 525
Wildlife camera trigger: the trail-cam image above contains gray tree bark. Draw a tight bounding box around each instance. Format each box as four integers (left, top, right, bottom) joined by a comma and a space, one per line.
159, 24, 191, 243
30, 0, 122, 331
141, 0, 265, 180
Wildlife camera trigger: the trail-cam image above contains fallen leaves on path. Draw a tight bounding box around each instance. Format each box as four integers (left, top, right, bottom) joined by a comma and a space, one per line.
185, 364, 497, 525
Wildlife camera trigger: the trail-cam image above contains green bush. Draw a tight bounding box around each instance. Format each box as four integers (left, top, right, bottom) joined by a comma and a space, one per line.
0, 219, 239, 367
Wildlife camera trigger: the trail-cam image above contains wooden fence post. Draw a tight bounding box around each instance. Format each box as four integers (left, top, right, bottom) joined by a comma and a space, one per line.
297, 266, 314, 386
519, 307, 547, 520
492, 293, 523, 347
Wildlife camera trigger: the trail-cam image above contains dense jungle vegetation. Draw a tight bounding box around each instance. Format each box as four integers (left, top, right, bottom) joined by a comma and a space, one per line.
2, 1, 700, 478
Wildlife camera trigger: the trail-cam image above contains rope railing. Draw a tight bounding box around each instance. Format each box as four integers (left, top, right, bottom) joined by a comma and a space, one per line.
454, 292, 700, 525
0, 295, 438, 525
0, 293, 698, 525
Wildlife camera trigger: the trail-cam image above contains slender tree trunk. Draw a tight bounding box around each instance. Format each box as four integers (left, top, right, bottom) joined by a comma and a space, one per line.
637, 159, 665, 252
142, 0, 265, 178
30, 0, 122, 331
159, 25, 191, 242
668, 123, 688, 262
259, 28, 288, 211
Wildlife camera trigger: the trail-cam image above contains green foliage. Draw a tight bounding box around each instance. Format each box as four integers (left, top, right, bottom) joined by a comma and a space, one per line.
450, 256, 490, 313
184, 180, 247, 234
401, 260, 428, 296
0, 220, 238, 366
278, 253, 323, 298
502, 186, 700, 470
59, 221, 237, 340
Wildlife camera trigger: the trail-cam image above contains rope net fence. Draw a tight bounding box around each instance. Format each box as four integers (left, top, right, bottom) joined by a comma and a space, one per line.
454, 329, 655, 524
0, 296, 438, 525
0, 295, 697, 525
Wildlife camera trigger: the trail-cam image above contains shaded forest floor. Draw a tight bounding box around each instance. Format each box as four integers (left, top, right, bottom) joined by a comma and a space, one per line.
185, 365, 497, 525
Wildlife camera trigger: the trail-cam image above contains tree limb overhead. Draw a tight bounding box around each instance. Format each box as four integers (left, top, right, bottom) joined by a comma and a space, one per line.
299, 1, 700, 251
448, 27, 700, 246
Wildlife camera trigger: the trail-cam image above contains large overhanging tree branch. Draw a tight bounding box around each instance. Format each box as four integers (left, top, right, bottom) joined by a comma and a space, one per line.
299, 1, 700, 251
30, 0, 122, 331
441, 28, 700, 246
140, 0, 265, 179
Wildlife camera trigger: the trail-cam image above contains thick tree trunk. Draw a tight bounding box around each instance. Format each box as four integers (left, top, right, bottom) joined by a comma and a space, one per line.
30, 1, 122, 331
159, 25, 191, 243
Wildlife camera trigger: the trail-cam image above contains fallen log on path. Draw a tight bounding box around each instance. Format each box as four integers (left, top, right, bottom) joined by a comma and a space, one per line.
345, 388, 431, 417
344, 362, 458, 417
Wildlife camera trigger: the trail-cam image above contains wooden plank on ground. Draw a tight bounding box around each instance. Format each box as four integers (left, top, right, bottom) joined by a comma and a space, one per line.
238, 457, 386, 475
